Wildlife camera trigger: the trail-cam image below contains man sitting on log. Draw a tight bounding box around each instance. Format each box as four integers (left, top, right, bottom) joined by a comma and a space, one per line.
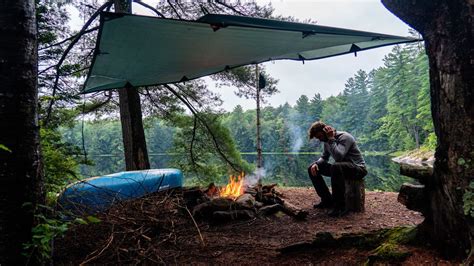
307, 121, 367, 217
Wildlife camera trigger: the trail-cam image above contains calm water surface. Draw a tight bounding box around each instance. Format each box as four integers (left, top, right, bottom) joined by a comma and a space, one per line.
80, 153, 410, 192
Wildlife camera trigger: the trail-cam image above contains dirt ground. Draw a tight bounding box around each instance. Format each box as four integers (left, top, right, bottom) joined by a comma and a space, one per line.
54, 187, 459, 265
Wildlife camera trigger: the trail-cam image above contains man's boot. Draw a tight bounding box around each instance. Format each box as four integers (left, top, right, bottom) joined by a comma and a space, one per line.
313, 200, 333, 209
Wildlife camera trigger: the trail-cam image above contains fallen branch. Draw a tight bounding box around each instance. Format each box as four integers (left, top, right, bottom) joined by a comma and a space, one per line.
183, 205, 206, 247
80, 230, 115, 265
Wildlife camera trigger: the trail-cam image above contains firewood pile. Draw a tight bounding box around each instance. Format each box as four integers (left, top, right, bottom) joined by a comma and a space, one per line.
184, 183, 308, 223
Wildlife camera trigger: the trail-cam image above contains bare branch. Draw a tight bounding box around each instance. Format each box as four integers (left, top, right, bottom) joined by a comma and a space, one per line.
83, 91, 113, 114
183, 205, 205, 247
59, 66, 90, 77
44, 1, 113, 126
164, 84, 240, 172
80, 228, 115, 264
174, 84, 200, 105
175, 2, 189, 18
215, 0, 246, 16
38, 64, 56, 75
133, 0, 165, 18
166, 0, 182, 19
39, 26, 99, 51
207, 3, 224, 14
143, 87, 173, 118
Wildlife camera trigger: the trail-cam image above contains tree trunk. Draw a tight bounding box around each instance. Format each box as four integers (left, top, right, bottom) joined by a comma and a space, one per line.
344, 178, 365, 212
119, 85, 150, 170
115, 0, 150, 171
413, 126, 420, 149
0, 0, 44, 264
255, 64, 263, 174
382, 0, 474, 259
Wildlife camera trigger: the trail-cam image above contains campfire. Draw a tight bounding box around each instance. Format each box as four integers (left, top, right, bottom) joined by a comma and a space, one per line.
183, 173, 308, 223
219, 173, 245, 199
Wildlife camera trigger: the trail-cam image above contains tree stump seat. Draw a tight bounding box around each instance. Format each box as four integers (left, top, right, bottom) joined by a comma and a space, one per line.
344, 178, 365, 212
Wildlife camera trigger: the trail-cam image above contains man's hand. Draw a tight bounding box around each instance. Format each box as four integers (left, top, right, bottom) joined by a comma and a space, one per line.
310, 163, 319, 176
323, 126, 335, 140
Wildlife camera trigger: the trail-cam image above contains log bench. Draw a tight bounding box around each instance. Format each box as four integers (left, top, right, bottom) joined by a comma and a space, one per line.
345, 178, 365, 212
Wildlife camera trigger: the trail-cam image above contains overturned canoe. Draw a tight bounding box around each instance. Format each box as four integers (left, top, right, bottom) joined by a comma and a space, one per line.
58, 168, 183, 214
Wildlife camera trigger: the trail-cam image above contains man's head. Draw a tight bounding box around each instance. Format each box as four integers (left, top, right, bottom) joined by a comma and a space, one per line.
309, 121, 329, 142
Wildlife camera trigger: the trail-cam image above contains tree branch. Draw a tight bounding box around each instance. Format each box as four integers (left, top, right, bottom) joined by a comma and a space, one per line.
38, 26, 99, 51
166, 0, 182, 19
164, 84, 240, 172
133, 0, 165, 18
174, 84, 200, 105
59, 66, 90, 77
44, 0, 113, 126
143, 87, 173, 118
215, 0, 246, 16
38, 64, 56, 75
83, 91, 113, 114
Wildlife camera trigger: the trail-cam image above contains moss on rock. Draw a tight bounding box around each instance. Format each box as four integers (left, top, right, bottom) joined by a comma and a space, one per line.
309, 227, 418, 264
366, 243, 412, 265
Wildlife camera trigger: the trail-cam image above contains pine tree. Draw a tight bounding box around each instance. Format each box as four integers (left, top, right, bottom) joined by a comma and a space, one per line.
308, 93, 323, 121
340, 69, 370, 137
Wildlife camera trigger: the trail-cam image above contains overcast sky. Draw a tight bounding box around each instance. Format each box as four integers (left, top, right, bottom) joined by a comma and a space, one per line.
212, 0, 414, 111
71, 0, 414, 111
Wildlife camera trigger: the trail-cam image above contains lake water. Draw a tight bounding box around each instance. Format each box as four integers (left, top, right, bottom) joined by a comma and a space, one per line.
80, 153, 410, 192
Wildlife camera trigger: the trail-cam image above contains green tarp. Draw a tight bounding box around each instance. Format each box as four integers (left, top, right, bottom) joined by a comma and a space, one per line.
84, 12, 420, 93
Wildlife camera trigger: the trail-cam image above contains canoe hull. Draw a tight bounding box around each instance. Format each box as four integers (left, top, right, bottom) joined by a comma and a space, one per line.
58, 168, 183, 214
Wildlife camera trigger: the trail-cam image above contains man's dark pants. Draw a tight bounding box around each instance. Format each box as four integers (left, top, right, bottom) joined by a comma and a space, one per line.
308, 161, 367, 209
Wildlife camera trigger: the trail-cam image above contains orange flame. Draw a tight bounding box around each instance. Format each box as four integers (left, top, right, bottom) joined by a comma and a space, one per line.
220, 173, 245, 199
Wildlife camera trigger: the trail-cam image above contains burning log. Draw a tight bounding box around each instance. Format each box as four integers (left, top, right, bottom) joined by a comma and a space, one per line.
190, 179, 308, 223
187, 173, 309, 223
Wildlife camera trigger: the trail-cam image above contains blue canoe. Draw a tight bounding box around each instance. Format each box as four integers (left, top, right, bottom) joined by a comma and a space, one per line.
58, 168, 183, 213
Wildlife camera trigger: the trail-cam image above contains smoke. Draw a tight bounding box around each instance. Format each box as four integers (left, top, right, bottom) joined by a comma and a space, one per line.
286, 113, 304, 153
244, 167, 266, 187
